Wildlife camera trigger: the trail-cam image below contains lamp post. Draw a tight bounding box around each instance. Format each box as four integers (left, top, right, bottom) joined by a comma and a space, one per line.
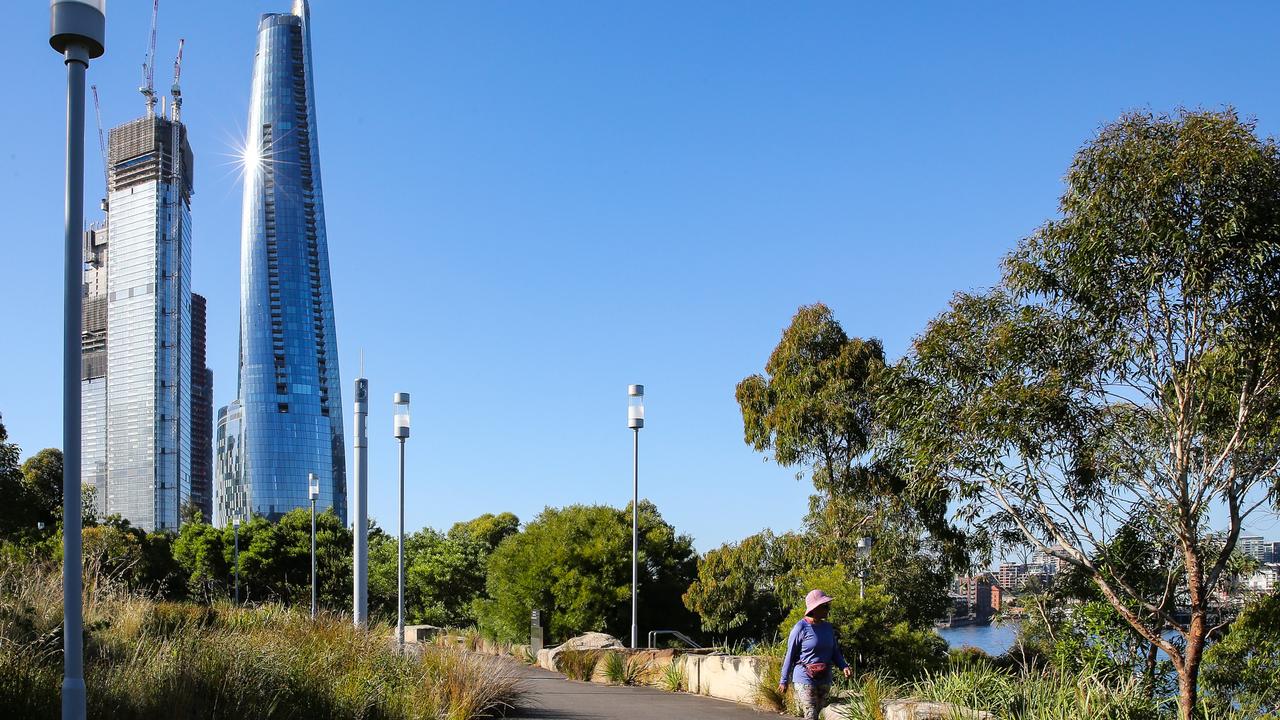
233, 516, 241, 604
627, 384, 644, 649
50, 3, 105, 718
393, 392, 411, 652
309, 472, 319, 620
856, 537, 874, 600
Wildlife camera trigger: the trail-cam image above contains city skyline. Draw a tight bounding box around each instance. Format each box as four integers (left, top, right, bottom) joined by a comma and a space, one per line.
5, 2, 1280, 549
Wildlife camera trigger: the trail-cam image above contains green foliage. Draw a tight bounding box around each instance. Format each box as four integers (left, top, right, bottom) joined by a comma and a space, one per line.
1202, 593, 1280, 717
659, 659, 685, 692
601, 651, 645, 685
777, 565, 947, 681
557, 650, 602, 681
368, 521, 496, 628
477, 502, 697, 644
734, 305, 965, 633
172, 519, 230, 601
233, 508, 352, 608
19, 449, 62, 526
911, 665, 1159, 720
447, 512, 519, 551
682, 530, 795, 642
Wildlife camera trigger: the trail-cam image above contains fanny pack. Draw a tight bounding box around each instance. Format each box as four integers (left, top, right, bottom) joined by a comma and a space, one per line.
803, 662, 829, 678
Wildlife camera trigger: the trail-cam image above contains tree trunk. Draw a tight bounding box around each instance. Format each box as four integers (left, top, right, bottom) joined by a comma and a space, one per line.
1177, 607, 1207, 719
1143, 641, 1158, 698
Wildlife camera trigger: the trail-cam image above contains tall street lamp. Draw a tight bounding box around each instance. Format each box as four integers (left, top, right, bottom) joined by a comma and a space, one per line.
393, 392, 411, 653
233, 516, 242, 604
627, 384, 644, 649
50, 2, 105, 718
309, 472, 319, 620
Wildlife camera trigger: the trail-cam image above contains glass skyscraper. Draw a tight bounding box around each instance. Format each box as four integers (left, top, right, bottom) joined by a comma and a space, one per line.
83, 113, 195, 532
220, 0, 345, 526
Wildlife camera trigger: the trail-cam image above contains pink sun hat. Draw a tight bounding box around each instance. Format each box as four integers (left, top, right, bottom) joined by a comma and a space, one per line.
805, 589, 834, 614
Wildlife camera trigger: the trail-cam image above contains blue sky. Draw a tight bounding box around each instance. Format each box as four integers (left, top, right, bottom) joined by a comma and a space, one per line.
3, 2, 1279, 551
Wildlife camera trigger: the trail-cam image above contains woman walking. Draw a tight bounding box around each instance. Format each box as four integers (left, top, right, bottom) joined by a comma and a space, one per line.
779, 589, 852, 720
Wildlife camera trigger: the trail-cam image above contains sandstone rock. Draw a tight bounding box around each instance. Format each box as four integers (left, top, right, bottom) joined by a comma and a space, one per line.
545, 632, 625, 671
881, 699, 994, 720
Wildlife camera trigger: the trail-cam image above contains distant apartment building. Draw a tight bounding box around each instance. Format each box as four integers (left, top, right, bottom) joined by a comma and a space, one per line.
952, 574, 998, 623
1238, 535, 1267, 562
79, 106, 207, 533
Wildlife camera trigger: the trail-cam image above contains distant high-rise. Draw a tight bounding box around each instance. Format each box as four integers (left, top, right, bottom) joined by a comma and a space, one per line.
190, 293, 213, 521
222, 0, 346, 525
81, 112, 195, 532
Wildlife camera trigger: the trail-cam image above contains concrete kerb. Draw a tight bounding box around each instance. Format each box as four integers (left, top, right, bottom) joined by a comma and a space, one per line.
453, 633, 991, 720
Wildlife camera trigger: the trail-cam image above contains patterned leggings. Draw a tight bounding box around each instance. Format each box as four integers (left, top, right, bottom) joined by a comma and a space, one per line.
796, 683, 832, 720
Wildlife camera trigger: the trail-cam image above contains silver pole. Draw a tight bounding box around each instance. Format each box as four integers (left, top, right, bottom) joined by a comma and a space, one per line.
311, 497, 317, 619
234, 523, 240, 603
60, 42, 89, 720
397, 437, 405, 653
631, 427, 639, 650
352, 378, 368, 626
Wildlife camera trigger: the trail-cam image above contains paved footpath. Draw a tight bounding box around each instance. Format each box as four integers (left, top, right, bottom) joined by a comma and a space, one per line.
504, 661, 778, 720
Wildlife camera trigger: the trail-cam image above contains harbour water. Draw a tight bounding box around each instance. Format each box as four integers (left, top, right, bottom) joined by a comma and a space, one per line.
937, 622, 1021, 656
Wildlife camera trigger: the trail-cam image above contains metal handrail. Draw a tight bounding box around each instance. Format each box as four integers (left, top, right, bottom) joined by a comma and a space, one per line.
647, 630, 701, 649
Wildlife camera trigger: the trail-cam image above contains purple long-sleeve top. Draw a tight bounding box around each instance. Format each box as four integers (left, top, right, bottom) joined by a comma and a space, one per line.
780, 618, 848, 686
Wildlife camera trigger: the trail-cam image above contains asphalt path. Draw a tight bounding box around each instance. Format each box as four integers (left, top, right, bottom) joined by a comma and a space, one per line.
505, 661, 779, 720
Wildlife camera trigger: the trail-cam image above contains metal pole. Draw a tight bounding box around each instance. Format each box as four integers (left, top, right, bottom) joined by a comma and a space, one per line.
631, 427, 639, 650
397, 437, 405, 653
352, 378, 368, 626
234, 523, 240, 604
311, 497, 317, 620
60, 42, 89, 720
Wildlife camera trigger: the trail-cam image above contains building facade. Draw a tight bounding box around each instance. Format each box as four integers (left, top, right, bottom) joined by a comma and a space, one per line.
81, 221, 109, 518
223, 0, 346, 524
214, 400, 247, 526
190, 293, 213, 521
79, 113, 196, 532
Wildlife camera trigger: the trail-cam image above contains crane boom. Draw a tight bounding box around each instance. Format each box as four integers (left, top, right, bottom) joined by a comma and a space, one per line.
171, 38, 184, 122
140, 0, 159, 116
91, 84, 108, 198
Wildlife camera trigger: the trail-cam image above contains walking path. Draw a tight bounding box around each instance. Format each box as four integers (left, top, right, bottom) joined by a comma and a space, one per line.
505, 661, 778, 720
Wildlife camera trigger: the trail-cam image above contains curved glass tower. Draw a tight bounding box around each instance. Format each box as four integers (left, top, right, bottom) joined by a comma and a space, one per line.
230, 0, 345, 524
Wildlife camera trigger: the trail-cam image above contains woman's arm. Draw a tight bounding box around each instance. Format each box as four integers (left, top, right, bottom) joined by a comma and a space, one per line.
779, 621, 804, 688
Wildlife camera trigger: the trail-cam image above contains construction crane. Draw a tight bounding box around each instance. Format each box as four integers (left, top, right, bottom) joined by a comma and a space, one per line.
140, 0, 159, 116
91, 84, 108, 201
171, 38, 184, 122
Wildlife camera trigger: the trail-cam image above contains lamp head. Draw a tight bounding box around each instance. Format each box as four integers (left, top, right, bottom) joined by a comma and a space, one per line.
627, 384, 645, 429
309, 472, 320, 501
393, 392, 411, 439
50, 0, 106, 58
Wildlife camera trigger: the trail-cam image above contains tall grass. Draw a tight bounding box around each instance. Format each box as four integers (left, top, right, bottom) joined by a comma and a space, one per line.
556, 649, 602, 681
0, 558, 523, 720
658, 660, 685, 692
909, 665, 1160, 720
600, 651, 646, 686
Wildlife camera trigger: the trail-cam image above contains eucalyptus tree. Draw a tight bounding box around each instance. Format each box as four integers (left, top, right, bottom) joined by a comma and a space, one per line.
885, 109, 1280, 719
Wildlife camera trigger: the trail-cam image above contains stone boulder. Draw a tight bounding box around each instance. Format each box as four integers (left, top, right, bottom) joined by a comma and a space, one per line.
545, 632, 625, 671
881, 699, 994, 720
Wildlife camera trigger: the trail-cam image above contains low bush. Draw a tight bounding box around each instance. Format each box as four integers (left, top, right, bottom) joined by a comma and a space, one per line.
600, 651, 646, 686
658, 660, 685, 692
556, 649, 602, 681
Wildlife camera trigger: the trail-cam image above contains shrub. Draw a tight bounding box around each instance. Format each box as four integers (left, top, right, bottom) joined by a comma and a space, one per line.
557, 650, 602, 682
658, 660, 685, 692
600, 651, 646, 686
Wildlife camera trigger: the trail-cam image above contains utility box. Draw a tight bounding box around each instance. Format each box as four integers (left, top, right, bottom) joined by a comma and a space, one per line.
530, 609, 546, 655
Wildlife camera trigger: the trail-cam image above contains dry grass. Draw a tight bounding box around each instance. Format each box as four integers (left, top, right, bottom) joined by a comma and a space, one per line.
0, 558, 523, 720
556, 649, 603, 681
